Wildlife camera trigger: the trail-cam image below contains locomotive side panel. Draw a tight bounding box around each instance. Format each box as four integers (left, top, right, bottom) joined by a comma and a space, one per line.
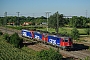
34, 32, 42, 40
48, 35, 61, 46
21, 30, 29, 37
22, 30, 33, 38
27, 31, 33, 38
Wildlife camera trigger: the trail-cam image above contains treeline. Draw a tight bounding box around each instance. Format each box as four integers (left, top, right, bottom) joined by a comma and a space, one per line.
49, 12, 90, 28
69, 16, 90, 28
0, 12, 90, 29
0, 16, 47, 26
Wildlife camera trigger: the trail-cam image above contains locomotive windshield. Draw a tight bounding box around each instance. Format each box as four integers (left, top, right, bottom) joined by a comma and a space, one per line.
63, 39, 68, 42
64, 40, 68, 42
62, 38, 72, 42
62, 38, 68, 42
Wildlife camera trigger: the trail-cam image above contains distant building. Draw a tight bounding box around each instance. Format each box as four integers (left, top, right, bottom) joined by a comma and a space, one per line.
7, 22, 15, 25
63, 16, 73, 18
41, 22, 47, 25
22, 22, 32, 26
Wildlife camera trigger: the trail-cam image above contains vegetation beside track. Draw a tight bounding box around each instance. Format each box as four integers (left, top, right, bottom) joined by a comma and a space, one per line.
0, 32, 63, 60
0, 35, 37, 60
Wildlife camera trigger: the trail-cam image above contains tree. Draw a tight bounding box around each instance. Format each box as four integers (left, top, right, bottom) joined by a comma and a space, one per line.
64, 18, 70, 25
36, 48, 62, 60
34, 16, 47, 25
10, 33, 23, 48
69, 16, 78, 27
69, 16, 87, 28
0, 17, 4, 25
71, 28, 79, 40
49, 12, 64, 32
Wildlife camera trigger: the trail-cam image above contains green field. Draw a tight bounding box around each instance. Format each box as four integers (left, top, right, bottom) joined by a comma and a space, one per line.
37, 27, 87, 35
5, 25, 88, 35
4, 25, 88, 35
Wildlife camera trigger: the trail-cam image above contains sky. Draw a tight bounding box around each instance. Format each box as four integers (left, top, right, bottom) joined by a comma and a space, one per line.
0, 0, 90, 17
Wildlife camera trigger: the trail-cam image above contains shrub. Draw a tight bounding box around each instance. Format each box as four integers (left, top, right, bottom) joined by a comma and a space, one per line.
36, 48, 62, 60
3, 33, 10, 42
0, 31, 3, 35
71, 28, 79, 40
10, 32, 23, 48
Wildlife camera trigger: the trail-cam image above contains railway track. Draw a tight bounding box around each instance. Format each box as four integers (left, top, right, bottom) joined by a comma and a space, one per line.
28, 43, 49, 51
0, 27, 90, 60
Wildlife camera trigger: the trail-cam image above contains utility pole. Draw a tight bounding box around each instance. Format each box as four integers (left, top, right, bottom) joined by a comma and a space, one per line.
45, 12, 51, 31
16, 12, 20, 26
57, 11, 59, 34
4, 12, 7, 33
57, 11, 59, 51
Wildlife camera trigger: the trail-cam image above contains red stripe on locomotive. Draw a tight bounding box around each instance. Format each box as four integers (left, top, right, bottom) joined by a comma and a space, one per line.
30, 30, 34, 38
42, 34, 48, 42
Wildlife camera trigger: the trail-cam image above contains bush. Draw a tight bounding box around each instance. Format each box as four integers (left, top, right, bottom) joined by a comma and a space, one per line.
3, 33, 10, 42
3, 32, 23, 48
71, 28, 79, 40
10, 32, 23, 48
0, 31, 3, 35
60, 32, 70, 37
36, 48, 62, 60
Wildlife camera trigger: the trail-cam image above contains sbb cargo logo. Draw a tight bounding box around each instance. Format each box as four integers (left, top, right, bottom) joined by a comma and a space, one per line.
49, 39, 56, 45
35, 35, 40, 40
23, 32, 27, 36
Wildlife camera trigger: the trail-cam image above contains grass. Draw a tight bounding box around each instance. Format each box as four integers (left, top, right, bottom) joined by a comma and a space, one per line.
6, 25, 44, 30
77, 28, 86, 35
4, 25, 88, 35
37, 27, 87, 35
79, 35, 90, 41
0, 35, 37, 60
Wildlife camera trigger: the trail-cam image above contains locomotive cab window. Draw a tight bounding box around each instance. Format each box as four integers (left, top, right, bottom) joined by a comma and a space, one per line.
62, 38, 68, 42
64, 40, 68, 42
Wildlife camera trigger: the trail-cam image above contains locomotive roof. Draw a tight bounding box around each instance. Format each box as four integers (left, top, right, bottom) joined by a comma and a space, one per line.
34, 30, 71, 38
22, 29, 71, 38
